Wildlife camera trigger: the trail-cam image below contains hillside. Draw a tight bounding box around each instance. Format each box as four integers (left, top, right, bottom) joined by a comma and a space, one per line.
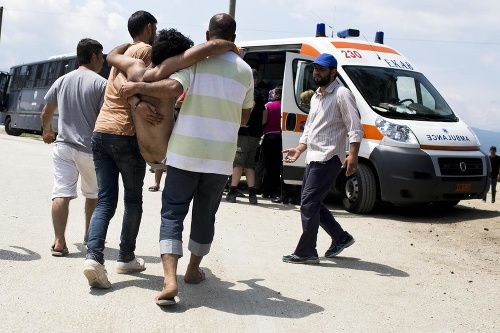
471, 127, 499, 153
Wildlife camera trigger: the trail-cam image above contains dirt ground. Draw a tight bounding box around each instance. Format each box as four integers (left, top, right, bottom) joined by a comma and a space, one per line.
0, 129, 499, 332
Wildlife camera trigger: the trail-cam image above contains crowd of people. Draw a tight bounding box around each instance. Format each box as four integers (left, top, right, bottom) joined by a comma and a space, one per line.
39, 9, 402, 306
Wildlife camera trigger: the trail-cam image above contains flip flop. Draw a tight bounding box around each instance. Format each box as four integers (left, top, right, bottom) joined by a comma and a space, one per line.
148, 186, 160, 192
185, 268, 206, 284
51, 245, 69, 257
155, 295, 180, 306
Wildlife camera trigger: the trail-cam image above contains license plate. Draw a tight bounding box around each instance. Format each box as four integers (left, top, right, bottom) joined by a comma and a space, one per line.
455, 184, 471, 192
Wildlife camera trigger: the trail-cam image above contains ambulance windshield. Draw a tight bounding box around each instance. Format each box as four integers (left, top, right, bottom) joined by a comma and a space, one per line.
344, 66, 457, 121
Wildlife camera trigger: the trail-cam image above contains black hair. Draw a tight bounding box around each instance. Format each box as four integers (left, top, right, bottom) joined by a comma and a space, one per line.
128, 10, 157, 38
76, 38, 103, 65
151, 29, 194, 66
208, 13, 236, 40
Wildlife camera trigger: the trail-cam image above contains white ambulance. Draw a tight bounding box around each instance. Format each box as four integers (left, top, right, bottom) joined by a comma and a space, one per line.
237, 27, 490, 214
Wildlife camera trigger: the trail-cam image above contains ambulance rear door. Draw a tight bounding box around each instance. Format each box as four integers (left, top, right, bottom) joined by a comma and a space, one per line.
281, 52, 315, 185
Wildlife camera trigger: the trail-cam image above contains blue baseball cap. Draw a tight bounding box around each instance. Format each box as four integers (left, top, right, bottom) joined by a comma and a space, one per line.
312, 53, 337, 68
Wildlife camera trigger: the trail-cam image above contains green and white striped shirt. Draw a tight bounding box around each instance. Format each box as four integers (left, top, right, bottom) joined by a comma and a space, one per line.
168, 52, 254, 175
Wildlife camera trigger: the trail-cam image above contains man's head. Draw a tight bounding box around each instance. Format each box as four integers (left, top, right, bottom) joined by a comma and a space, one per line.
206, 13, 236, 42
128, 10, 157, 45
76, 38, 104, 72
311, 53, 337, 87
490, 146, 497, 156
151, 29, 194, 66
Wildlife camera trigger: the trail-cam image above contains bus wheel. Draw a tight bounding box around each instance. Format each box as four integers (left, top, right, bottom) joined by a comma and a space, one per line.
4, 117, 22, 136
341, 164, 376, 214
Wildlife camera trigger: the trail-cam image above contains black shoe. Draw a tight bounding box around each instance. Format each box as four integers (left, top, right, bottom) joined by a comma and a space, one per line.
272, 196, 289, 204
325, 232, 355, 258
249, 195, 258, 205
282, 254, 319, 264
225, 193, 236, 203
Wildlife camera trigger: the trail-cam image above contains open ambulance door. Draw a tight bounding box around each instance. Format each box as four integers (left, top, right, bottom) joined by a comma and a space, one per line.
281, 52, 316, 186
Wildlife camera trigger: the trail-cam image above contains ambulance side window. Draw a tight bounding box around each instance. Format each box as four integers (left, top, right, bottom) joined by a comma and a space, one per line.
292, 59, 317, 114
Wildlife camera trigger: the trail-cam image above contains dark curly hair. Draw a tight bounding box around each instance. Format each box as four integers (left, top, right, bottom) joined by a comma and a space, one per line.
151, 28, 194, 66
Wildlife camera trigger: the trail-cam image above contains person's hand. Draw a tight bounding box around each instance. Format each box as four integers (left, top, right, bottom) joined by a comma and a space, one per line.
42, 129, 56, 144
342, 155, 358, 177
283, 148, 301, 163
135, 101, 163, 126
120, 81, 139, 99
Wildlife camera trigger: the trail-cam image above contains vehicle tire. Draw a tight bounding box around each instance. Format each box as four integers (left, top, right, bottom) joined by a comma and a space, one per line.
432, 200, 460, 208
4, 117, 22, 136
341, 163, 376, 214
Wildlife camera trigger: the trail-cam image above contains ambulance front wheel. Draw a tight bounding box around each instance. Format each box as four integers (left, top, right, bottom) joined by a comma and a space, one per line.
341, 164, 376, 214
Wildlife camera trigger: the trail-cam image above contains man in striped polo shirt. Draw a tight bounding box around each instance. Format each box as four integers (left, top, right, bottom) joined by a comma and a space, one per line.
120, 13, 254, 305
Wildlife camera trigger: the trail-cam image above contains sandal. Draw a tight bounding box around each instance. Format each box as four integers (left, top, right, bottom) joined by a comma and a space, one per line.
148, 185, 160, 192
51, 244, 69, 257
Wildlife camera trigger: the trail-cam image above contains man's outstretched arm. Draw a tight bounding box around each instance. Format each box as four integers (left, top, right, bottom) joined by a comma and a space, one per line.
142, 39, 238, 82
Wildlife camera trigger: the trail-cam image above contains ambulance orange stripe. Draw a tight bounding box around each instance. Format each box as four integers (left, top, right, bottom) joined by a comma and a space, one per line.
300, 44, 320, 57
420, 145, 479, 151
332, 41, 400, 55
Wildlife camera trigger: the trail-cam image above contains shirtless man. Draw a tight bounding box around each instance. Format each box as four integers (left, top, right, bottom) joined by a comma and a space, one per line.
106, 28, 237, 165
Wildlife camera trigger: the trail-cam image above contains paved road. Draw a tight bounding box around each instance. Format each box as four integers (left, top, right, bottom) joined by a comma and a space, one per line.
0, 128, 498, 332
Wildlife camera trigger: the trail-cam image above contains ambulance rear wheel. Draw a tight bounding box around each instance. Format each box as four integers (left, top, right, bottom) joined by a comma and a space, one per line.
341, 164, 376, 214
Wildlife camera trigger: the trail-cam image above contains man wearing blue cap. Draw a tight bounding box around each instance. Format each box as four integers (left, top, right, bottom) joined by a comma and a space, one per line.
282, 53, 364, 264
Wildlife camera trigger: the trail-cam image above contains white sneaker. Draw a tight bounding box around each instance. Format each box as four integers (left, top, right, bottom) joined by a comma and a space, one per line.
116, 257, 146, 274
83, 259, 111, 289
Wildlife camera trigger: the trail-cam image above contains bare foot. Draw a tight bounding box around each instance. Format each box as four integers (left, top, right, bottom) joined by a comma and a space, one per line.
156, 277, 178, 301
184, 267, 206, 284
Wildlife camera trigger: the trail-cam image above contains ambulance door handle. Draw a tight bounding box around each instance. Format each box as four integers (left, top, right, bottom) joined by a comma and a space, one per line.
285, 113, 296, 131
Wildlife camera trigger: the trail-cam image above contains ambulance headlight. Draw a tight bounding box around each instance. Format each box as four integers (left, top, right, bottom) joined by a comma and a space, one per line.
375, 117, 419, 144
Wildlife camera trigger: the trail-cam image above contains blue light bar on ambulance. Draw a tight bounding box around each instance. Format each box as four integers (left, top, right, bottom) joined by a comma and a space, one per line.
316, 23, 326, 37
374, 31, 384, 44
337, 29, 360, 38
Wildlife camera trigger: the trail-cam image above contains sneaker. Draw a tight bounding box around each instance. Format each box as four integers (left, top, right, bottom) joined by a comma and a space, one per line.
83, 259, 111, 289
226, 193, 236, 203
249, 195, 258, 204
116, 257, 146, 274
325, 232, 355, 258
282, 254, 320, 264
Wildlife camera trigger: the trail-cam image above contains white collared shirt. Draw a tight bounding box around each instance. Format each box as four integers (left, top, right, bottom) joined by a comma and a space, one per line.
299, 80, 363, 164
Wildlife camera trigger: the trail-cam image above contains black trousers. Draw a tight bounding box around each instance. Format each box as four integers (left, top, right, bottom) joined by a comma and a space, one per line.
261, 133, 282, 197
294, 156, 345, 257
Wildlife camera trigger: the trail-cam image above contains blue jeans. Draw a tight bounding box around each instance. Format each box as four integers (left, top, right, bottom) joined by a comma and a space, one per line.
294, 156, 346, 257
159, 166, 227, 257
86, 132, 146, 264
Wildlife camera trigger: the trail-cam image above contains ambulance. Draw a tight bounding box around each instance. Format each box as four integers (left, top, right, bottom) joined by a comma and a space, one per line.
237, 25, 490, 214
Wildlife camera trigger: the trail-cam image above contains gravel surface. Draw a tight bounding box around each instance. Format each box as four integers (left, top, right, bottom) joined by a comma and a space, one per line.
0, 128, 498, 333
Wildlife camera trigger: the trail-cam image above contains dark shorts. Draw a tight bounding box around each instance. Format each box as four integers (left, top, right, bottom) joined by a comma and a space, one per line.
233, 135, 260, 168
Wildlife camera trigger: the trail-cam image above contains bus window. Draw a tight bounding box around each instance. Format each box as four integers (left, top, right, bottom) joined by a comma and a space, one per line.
36, 63, 49, 88
47, 62, 61, 86
25, 64, 40, 89
18, 65, 29, 88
